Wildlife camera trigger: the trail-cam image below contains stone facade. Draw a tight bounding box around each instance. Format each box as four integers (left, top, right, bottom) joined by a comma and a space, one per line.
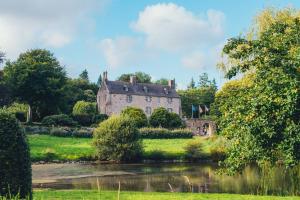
184, 119, 216, 136
97, 72, 181, 117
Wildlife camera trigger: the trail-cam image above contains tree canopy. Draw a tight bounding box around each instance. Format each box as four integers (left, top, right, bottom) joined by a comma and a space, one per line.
117, 72, 152, 83
217, 8, 300, 174
3, 49, 67, 121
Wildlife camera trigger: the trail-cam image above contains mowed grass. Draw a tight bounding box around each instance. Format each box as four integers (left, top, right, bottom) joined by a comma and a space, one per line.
28, 135, 209, 161
33, 190, 300, 200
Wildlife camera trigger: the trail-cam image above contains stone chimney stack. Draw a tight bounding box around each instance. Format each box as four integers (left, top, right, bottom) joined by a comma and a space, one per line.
130, 75, 137, 85
103, 71, 108, 81
168, 79, 175, 89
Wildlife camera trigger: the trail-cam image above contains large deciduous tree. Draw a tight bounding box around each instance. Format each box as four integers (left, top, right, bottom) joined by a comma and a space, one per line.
3, 49, 67, 121
117, 71, 152, 83
218, 8, 300, 174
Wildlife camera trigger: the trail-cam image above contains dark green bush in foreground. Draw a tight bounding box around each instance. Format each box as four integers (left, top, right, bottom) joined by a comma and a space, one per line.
93, 116, 142, 161
149, 107, 183, 128
0, 110, 32, 199
139, 127, 193, 139
41, 114, 78, 127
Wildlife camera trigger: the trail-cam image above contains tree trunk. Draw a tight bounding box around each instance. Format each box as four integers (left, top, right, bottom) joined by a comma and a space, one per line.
27, 104, 32, 123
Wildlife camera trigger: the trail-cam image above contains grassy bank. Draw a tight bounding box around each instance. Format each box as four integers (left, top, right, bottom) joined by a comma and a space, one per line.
28, 134, 218, 162
32, 190, 300, 200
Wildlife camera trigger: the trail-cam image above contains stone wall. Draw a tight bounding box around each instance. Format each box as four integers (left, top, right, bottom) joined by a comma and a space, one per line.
184, 119, 216, 136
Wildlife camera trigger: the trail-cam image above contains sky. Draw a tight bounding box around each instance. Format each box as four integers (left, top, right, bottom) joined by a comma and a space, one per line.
0, 0, 299, 89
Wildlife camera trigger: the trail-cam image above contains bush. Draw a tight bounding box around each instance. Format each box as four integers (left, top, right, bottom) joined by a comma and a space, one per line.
92, 114, 109, 125
50, 127, 72, 137
72, 114, 94, 126
139, 127, 193, 139
72, 129, 93, 138
149, 107, 182, 128
93, 116, 142, 161
121, 107, 148, 128
0, 110, 32, 199
41, 114, 78, 127
184, 140, 207, 161
49, 127, 93, 138
72, 101, 97, 115
4, 102, 29, 122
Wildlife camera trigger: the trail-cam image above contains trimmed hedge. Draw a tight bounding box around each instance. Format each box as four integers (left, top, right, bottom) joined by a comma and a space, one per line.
0, 110, 32, 199
139, 127, 193, 139
49, 127, 93, 138
41, 114, 78, 127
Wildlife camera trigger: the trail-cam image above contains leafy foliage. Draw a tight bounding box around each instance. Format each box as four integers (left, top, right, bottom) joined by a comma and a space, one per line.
139, 127, 193, 139
0, 110, 32, 199
155, 78, 169, 85
72, 101, 97, 116
149, 107, 182, 128
79, 69, 89, 82
117, 71, 152, 83
93, 116, 142, 161
41, 114, 78, 127
3, 49, 67, 121
218, 8, 300, 174
4, 102, 29, 122
121, 106, 148, 128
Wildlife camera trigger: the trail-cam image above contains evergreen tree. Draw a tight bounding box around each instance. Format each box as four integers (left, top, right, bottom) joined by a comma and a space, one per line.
188, 78, 195, 89
97, 74, 102, 86
79, 69, 89, 82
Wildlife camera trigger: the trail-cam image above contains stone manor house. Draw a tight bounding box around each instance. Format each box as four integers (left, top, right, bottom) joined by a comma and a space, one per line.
97, 72, 181, 116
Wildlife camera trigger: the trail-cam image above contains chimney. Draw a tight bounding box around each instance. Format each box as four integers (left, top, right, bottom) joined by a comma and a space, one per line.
168, 79, 175, 89
103, 71, 108, 81
130, 75, 137, 85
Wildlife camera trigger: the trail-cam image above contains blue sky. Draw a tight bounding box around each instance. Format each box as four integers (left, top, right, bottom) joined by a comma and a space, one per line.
0, 0, 299, 89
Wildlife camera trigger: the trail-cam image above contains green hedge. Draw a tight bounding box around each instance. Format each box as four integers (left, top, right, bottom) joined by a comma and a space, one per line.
0, 110, 32, 199
49, 127, 93, 138
139, 127, 193, 139
41, 114, 78, 127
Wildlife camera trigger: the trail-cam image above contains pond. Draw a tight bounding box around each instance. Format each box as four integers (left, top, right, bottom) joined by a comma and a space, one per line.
32, 162, 300, 196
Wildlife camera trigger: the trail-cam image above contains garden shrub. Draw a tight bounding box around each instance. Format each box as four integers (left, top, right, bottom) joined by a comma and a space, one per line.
5, 102, 29, 122
93, 115, 142, 161
184, 140, 207, 161
0, 110, 32, 199
139, 127, 193, 139
50, 127, 72, 137
149, 107, 182, 128
72, 101, 97, 115
92, 114, 109, 125
121, 107, 148, 128
41, 114, 78, 127
72, 101, 97, 126
72, 129, 93, 138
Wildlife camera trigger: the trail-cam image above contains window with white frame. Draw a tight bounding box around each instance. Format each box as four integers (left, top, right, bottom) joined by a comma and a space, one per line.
145, 96, 152, 102
126, 95, 132, 103
146, 106, 152, 115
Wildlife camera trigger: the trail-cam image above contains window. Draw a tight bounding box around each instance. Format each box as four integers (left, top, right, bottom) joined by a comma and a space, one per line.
164, 88, 168, 94
167, 97, 172, 104
157, 97, 160, 103
146, 107, 152, 115
143, 86, 148, 93
167, 108, 173, 112
145, 96, 152, 102
126, 95, 132, 103
123, 85, 129, 91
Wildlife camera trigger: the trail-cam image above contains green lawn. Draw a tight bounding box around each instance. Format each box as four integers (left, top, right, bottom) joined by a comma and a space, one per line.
28, 134, 209, 161
33, 190, 300, 200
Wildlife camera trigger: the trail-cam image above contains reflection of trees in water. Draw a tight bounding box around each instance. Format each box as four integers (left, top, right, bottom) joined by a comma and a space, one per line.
38, 163, 300, 195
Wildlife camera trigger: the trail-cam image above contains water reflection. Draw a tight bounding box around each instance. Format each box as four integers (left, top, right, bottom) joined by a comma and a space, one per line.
32, 163, 300, 195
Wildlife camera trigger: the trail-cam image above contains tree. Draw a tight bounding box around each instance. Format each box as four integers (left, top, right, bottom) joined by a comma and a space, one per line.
149, 107, 182, 128
198, 73, 210, 87
0, 110, 32, 199
72, 101, 97, 116
218, 8, 300, 174
3, 49, 67, 122
0, 51, 4, 63
117, 72, 152, 83
93, 115, 142, 161
79, 69, 89, 82
121, 106, 148, 128
0, 70, 12, 107
155, 78, 168, 85
188, 78, 195, 89
97, 74, 102, 86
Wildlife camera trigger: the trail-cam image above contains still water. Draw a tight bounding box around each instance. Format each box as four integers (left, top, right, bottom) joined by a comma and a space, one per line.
32, 162, 300, 195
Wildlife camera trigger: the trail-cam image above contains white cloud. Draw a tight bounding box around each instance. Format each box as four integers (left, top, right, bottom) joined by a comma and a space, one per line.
0, 0, 107, 58
181, 51, 206, 69
132, 3, 225, 52
99, 37, 142, 69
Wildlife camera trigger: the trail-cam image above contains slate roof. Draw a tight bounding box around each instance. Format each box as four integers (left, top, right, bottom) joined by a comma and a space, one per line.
104, 80, 180, 98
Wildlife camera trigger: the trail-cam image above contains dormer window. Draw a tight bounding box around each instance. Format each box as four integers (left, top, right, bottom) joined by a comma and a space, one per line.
126, 95, 132, 103
143, 86, 148, 93
164, 88, 168, 94
123, 85, 128, 92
